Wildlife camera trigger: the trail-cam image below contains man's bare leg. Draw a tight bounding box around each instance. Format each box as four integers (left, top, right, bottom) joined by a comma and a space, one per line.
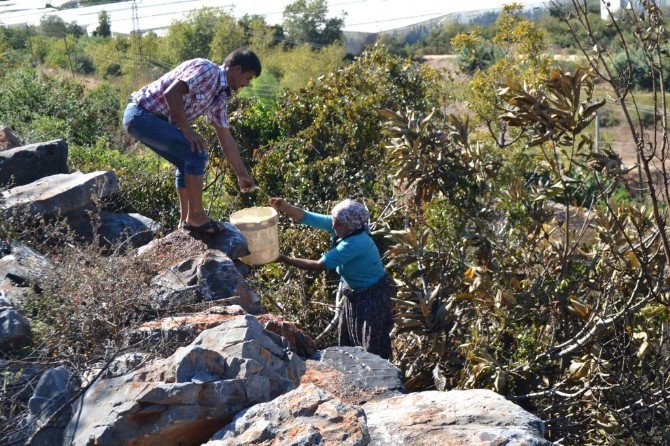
177, 187, 188, 229
183, 174, 223, 232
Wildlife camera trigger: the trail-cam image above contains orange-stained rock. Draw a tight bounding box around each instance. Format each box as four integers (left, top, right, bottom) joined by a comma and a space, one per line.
204, 383, 370, 445
130, 307, 245, 347
64, 315, 305, 446
363, 389, 552, 446
256, 313, 317, 357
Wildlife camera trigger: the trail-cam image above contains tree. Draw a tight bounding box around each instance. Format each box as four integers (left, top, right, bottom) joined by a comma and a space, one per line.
93, 10, 111, 38
164, 8, 243, 64
38, 15, 67, 38
282, 0, 345, 47
209, 14, 247, 63
38, 15, 85, 38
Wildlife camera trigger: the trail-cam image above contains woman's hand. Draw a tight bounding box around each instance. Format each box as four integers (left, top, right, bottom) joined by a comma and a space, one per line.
269, 197, 289, 212
269, 198, 305, 222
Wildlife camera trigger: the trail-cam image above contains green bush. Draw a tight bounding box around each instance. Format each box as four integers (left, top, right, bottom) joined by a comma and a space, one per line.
69, 140, 179, 228
0, 67, 121, 146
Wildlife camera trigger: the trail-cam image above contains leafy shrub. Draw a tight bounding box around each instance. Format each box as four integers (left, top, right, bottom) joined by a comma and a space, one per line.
0, 67, 121, 146
69, 140, 179, 228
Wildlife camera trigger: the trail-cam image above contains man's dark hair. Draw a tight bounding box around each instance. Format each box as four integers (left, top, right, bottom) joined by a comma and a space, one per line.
224, 49, 262, 77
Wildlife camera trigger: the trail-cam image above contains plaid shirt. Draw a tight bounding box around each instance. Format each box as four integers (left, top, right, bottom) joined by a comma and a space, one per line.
131, 58, 232, 128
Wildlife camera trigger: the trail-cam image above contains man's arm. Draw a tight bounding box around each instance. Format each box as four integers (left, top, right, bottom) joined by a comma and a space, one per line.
214, 124, 255, 192
164, 79, 206, 152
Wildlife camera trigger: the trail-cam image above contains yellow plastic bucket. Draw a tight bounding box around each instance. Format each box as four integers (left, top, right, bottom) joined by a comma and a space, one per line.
229, 206, 279, 266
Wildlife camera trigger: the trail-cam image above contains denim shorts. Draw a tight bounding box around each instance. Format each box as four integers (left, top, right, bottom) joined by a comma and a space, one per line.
122, 102, 208, 188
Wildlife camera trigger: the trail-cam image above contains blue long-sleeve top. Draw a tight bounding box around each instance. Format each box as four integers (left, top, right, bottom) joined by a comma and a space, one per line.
299, 210, 385, 289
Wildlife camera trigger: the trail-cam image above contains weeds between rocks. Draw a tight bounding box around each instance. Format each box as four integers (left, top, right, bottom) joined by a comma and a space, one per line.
0, 209, 199, 442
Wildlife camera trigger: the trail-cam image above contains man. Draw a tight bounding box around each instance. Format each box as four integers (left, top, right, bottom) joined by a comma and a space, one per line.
123, 48, 261, 234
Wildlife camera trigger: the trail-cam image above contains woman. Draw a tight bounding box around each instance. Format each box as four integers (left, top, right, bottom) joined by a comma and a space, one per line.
269, 197, 395, 359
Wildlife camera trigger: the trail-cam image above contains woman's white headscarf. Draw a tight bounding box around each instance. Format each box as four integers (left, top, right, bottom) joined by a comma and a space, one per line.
331, 199, 370, 233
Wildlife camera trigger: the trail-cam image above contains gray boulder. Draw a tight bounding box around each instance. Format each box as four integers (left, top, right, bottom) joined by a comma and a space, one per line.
205, 383, 370, 446
0, 306, 30, 350
151, 251, 261, 313
0, 126, 23, 151
15, 366, 74, 446
363, 389, 552, 446
184, 222, 250, 260
0, 280, 38, 308
0, 139, 67, 187
138, 224, 249, 261
64, 315, 305, 446
1, 170, 118, 218
68, 211, 160, 248
0, 242, 53, 287
315, 346, 404, 401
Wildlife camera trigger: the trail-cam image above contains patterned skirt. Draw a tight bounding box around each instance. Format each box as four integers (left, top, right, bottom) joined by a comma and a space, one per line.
338, 274, 395, 360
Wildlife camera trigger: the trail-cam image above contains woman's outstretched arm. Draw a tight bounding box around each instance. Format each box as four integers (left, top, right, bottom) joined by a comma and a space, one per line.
276, 254, 326, 272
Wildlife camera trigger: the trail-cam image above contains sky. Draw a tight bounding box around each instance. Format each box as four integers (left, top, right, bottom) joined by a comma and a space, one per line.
0, 0, 554, 34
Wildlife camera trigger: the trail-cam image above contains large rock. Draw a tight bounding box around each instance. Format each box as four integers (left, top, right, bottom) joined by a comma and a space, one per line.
0, 126, 22, 151
12, 366, 74, 446
64, 315, 306, 446
139, 231, 260, 312
151, 251, 261, 312
183, 222, 250, 260
0, 139, 67, 186
0, 279, 38, 307
68, 211, 160, 248
256, 314, 317, 358
363, 389, 552, 446
205, 383, 370, 446
0, 306, 31, 350
313, 346, 405, 402
0, 242, 53, 287
138, 225, 249, 261
128, 306, 245, 346
1, 170, 118, 218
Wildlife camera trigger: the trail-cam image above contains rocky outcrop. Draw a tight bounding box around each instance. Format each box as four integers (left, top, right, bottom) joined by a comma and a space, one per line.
0, 302, 31, 350
138, 225, 249, 262
363, 389, 552, 446
129, 306, 245, 346
1, 170, 118, 217
202, 346, 551, 446
0, 126, 23, 151
256, 313, 317, 357
0, 136, 554, 446
67, 211, 160, 248
11, 366, 74, 446
139, 230, 261, 313
205, 383, 370, 446
0, 139, 67, 187
63, 315, 305, 446
311, 346, 405, 403
0, 242, 53, 287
